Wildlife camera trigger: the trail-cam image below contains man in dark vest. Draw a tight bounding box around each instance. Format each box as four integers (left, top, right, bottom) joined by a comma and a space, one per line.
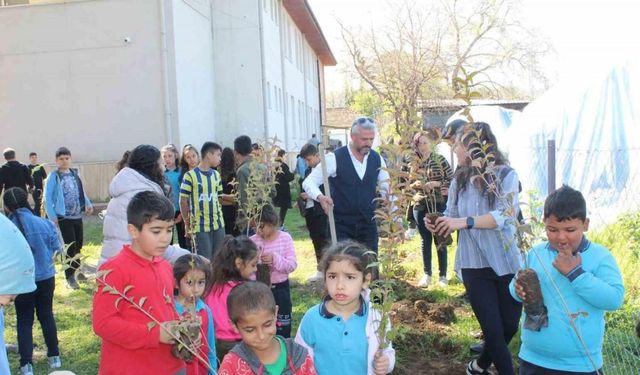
302, 117, 391, 253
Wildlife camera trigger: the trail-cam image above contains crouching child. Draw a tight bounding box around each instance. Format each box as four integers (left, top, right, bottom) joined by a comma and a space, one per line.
92, 191, 185, 375
510, 185, 624, 374
218, 281, 316, 375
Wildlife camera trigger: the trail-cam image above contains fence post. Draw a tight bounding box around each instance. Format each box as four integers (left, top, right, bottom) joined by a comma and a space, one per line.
547, 139, 556, 194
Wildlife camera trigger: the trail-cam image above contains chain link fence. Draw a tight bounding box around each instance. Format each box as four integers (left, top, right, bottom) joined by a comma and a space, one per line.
519, 144, 640, 374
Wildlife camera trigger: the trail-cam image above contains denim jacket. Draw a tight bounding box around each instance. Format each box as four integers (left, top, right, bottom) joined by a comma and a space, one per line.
10, 208, 61, 281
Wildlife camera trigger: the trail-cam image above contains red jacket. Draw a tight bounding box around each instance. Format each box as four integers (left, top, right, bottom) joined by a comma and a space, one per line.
92, 245, 185, 375
218, 338, 316, 375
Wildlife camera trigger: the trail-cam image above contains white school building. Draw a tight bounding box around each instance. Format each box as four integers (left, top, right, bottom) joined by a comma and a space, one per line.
0, 0, 336, 200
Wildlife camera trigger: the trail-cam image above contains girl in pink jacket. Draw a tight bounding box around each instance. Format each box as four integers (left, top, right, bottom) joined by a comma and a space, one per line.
250, 204, 297, 338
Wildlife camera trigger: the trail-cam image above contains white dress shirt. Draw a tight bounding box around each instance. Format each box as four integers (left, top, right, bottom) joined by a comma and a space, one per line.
302, 145, 391, 202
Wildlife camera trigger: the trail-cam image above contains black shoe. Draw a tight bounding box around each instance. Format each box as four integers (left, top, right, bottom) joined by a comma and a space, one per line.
466, 360, 489, 375
470, 341, 484, 354
76, 272, 87, 282
66, 277, 79, 290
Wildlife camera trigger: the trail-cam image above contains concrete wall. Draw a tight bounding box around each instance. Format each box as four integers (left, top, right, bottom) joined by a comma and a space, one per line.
211, 0, 265, 148
170, 0, 216, 147
0, 0, 168, 163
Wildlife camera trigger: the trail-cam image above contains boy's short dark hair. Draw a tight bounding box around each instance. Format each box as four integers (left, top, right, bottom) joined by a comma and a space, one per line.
55, 147, 71, 158
29, 152, 37, 157
299, 143, 318, 159
227, 281, 276, 324
234, 135, 253, 156
544, 185, 587, 222
3, 148, 16, 160
127, 191, 175, 230
201, 142, 222, 158
277, 149, 286, 158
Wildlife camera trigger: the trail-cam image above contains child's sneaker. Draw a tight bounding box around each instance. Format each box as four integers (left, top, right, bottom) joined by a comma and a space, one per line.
20, 363, 34, 375
49, 355, 62, 368
466, 359, 489, 375
438, 276, 449, 287
417, 274, 431, 287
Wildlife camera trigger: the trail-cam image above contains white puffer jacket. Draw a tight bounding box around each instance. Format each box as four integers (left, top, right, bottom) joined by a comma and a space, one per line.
99, 167, 189, 265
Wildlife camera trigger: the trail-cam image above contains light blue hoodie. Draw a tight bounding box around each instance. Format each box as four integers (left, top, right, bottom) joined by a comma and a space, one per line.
0, 213, 36, 375
0, 213, 36, 296
510, 238, 624, 372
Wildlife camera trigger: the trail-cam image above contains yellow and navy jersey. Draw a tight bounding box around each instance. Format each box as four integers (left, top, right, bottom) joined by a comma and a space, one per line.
180, 167, 225, 232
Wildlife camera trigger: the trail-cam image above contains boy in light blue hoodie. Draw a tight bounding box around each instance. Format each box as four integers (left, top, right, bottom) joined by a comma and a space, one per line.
510, 185, 624, 374
0, 212, 36, 375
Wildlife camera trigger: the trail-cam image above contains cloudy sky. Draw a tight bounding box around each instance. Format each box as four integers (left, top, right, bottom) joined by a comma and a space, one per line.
307, 0, 640, 95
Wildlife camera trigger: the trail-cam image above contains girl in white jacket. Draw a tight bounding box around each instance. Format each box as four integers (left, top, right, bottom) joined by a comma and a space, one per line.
99, 145, 189, 265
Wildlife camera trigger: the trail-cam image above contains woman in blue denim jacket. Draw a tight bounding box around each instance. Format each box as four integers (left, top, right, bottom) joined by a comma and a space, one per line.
3, 187, 62, 375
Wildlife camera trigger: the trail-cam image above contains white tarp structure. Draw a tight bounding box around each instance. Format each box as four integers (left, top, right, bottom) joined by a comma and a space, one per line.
508, 59, 640, 226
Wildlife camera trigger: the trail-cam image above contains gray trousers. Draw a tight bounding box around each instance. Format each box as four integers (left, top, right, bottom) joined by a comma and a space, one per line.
194, 228, 226, 261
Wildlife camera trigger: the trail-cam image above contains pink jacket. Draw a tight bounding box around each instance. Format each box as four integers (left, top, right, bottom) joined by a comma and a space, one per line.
204, 281, 241, 341
250, 231, 297, 284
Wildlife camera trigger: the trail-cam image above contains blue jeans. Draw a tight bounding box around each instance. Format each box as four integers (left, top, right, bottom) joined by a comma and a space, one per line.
15, 277, 59, 366
194, 228, 226, 261
462, 268, 522, 375
413, 207, 447, 277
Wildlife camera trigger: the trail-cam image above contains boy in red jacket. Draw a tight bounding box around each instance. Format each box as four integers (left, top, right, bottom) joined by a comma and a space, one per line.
92, 191, 185, 375
219, 282, 316, 375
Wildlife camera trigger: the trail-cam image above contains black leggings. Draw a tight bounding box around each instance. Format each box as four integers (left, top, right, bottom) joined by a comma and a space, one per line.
462, 268, 522, 375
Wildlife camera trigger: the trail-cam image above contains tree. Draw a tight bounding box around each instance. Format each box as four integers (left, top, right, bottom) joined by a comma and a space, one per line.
339, 0, 550, 135
339, 1, 444, 136
443, 0, 550, 97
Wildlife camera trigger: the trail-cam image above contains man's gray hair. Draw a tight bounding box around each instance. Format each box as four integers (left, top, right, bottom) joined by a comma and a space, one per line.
351, 117, 377, 134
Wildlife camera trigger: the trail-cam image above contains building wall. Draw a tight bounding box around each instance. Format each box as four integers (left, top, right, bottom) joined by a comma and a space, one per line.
211, 0, 265, 149
170, 0, 216, 147
0, 0, 167, 163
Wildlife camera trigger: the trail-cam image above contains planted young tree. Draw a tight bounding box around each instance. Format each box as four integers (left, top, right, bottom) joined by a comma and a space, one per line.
238, 137, 281, 286
370, 135, 415, 352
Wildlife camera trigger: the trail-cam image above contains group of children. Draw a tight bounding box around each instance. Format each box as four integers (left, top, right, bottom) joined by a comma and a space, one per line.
91, 190, 395, 375
0, 139, 632, 375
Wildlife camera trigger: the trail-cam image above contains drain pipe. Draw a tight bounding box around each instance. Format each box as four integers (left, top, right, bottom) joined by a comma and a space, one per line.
158, 0, 173, 144
257, 4, 269, 141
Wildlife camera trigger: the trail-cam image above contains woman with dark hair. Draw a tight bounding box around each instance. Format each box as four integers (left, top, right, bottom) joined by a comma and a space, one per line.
273, 148, 294, 227
410, 129, 454, 287
426, 122, 522, 375
100, 145, 188, 265
219, 147, 239, 236
3, 188, 62, 373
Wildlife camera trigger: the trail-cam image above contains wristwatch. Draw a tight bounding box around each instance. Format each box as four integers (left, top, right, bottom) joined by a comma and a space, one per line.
466, 216, 475, 229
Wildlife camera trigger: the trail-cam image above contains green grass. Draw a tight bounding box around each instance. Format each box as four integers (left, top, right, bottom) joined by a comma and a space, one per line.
4, 210, 639, 374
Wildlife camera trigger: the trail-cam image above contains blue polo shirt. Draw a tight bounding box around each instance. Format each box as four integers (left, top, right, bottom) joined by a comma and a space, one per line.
298, 297, 368, 374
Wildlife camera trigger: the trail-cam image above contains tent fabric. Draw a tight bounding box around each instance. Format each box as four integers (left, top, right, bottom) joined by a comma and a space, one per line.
508, 59, 640, 225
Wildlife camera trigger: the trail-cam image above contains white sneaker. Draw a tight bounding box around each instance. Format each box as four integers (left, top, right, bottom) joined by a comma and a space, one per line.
417, 274, 431, 287
20, 363, 34, 375
48, 355, 62, 368
438, 276, 448, 287
307, 271, 323, 282
405, 227, 417, 240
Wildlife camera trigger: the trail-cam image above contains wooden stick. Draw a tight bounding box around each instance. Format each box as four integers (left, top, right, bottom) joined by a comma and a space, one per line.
318, 144, 337, 245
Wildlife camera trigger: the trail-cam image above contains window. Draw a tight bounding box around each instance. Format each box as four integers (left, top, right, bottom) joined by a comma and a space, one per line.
267, 82, 272, 110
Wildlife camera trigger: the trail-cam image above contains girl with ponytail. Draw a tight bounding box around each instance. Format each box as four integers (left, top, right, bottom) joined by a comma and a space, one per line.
3, 187, 63, 373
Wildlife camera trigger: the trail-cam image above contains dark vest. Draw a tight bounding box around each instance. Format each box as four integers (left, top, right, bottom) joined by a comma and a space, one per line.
330, 146, 381, 220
